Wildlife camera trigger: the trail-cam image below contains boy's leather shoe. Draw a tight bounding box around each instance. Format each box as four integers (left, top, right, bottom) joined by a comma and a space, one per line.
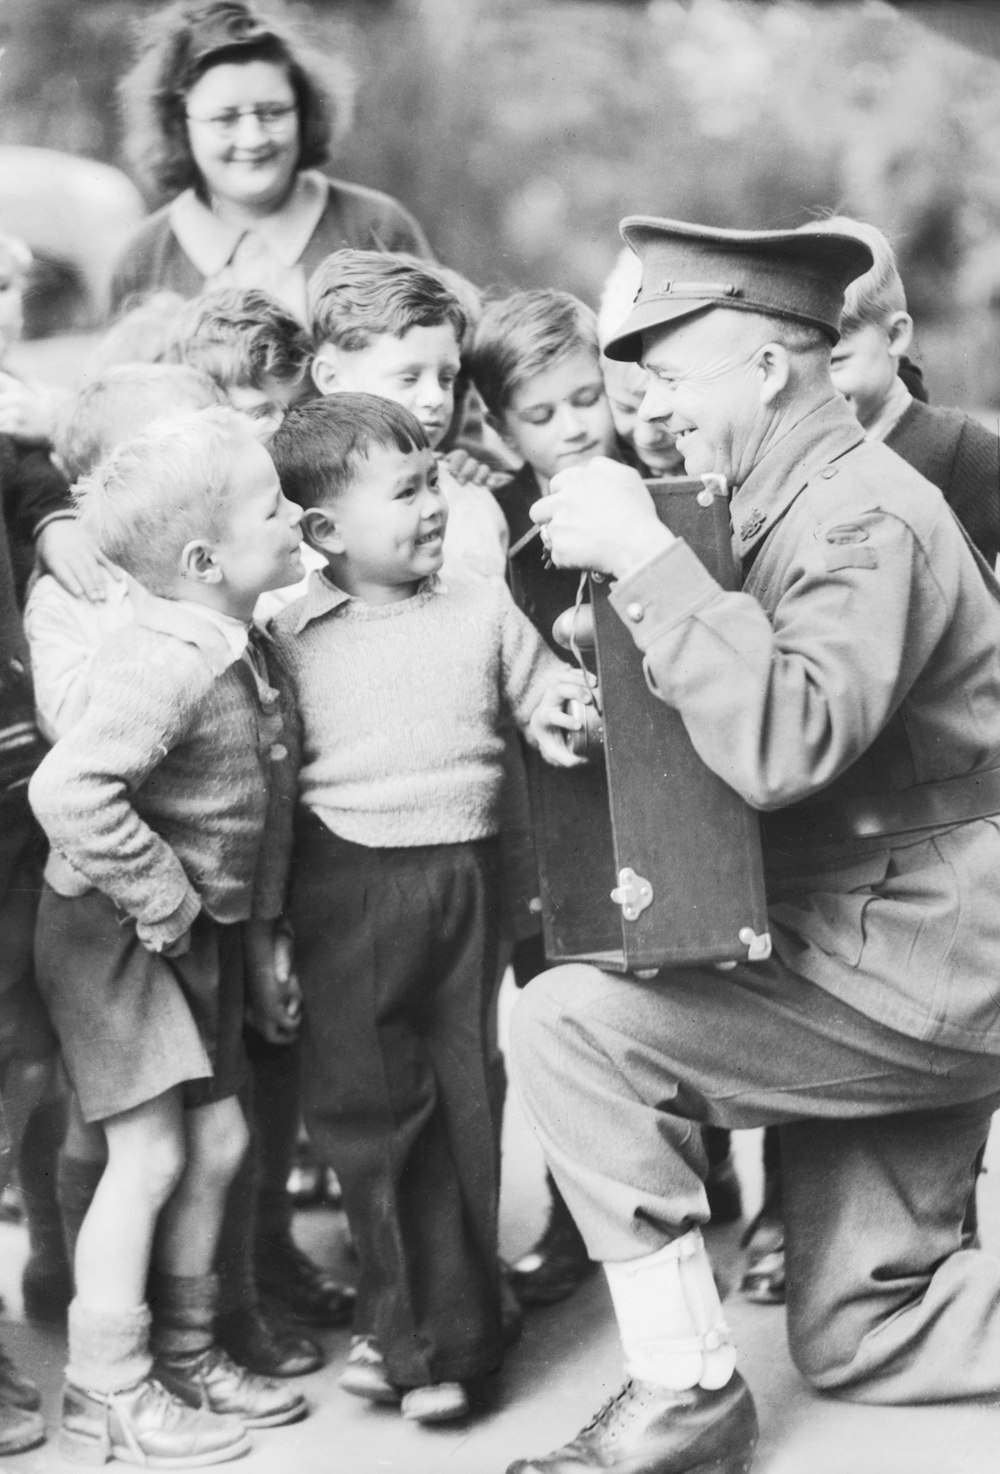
256, 1231, 355, 1327
704, 1155, 743, 1226
506, 1373, 759, 1474
58, 1375, 250, 1466
338, 1337, 399, 1405
509, 1210, 596, 1307
0, 1343, 41, 1411
400, 1381, 469, 1424
155, 1346, 307, 1428
739, 1215, 786, 1305
0, 1402, 45, 1456
216, 1306, 323, 1378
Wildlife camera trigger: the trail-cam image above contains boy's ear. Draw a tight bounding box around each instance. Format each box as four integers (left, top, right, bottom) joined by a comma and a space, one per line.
311, 345, 339, 396
179, 539, 223, 585
885, 311, 914, 363
301, 506, 345, 555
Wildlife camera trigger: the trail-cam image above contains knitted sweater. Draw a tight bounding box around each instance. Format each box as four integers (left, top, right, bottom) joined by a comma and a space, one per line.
29, 595, 300, 948
269, 572, 567, 847
884, 399, 1000, 566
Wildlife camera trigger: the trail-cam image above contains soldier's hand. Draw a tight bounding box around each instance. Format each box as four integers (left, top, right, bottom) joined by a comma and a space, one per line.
529, 457, 674, 578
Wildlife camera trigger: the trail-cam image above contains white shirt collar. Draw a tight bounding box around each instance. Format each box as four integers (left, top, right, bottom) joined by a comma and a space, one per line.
172, 599, 250, 663
863, 375, 913, 444
168, 169, 328, 277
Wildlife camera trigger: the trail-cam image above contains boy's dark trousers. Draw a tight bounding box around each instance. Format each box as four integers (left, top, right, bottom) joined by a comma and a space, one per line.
289, 812, 504, 1388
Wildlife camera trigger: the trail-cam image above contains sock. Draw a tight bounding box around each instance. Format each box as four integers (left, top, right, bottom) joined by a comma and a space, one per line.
149, 1270, 217, 1361
604, 1229, 736, 1391
67, 1299, 152, 1394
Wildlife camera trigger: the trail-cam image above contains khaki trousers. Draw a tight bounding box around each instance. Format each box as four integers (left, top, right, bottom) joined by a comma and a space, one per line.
510, 958, 1000, 1403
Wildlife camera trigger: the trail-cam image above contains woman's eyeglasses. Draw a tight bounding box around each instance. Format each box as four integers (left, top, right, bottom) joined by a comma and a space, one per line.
186, 103, 297, 136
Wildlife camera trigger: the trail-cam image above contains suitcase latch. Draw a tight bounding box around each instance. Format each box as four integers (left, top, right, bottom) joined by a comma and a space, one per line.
611, 867, 653, 921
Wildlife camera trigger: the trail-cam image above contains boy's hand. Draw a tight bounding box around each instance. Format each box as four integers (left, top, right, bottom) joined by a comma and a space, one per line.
245, 919, 302, 1045
527, 668, 600, 768
136, 923, 192, 958
442, 447, 512, 492
532, 457, 674, 578
36, 519, 114, 603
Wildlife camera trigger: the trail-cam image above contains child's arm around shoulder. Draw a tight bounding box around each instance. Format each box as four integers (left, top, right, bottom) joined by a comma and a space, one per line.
23, 567, 133, 742
28, 628, 215, 951
491, 577, 593, 768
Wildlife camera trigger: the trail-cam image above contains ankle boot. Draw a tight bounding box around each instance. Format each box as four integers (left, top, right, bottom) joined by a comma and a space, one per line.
216, 1303, 323, 1379
150, 1270, 307, 1428
63, 1297, 248, 1467
254, 1225, 355, 1327
506, 1374, 758, 1474
510, 1173, 595, 1306
59, 1377, 250, 1466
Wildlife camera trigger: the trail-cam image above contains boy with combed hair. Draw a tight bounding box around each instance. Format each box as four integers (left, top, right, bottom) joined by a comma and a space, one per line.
308, 248, 509, 578
29, 407, 308, 1464
466, 288, 619, 1309
164, 286, 314, 417
823, 214, 1000, 565
468, 288, 618, 545
267, 392, 587, 1424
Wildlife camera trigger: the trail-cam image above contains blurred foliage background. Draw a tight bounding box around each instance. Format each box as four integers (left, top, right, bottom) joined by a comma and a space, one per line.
2, 0, 1000, 406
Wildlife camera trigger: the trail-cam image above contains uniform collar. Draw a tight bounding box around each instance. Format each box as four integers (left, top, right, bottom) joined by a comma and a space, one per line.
291, 568, 445, 634
132, 586, 248, 676
730, 395, 866, 562
168, 169, 328, 276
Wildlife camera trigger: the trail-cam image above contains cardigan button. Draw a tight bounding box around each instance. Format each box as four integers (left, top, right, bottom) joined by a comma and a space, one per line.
269, 743, 288, 762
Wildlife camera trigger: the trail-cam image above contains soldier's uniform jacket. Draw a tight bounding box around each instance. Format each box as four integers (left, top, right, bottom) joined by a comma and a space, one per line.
609, 393, 1000, 1054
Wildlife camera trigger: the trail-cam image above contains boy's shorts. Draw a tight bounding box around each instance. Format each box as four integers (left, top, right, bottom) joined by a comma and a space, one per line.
0, 787, 57, 1068
35, 884, 248, 1123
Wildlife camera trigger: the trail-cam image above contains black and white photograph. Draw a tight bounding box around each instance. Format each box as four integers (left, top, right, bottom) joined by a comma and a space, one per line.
0, 2, 999, 1470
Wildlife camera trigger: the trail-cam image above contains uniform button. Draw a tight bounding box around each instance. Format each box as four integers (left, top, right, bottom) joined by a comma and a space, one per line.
269, 743, 288, 762
820, 466, 838, 479
528, 896, 543, 914
625, 602, 645, 623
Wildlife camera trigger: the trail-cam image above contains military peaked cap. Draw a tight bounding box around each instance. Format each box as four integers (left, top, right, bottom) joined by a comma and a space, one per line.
603, 216, 874, 362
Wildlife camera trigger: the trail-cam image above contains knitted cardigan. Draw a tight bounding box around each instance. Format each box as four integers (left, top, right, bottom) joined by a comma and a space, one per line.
29, 598, 300, 949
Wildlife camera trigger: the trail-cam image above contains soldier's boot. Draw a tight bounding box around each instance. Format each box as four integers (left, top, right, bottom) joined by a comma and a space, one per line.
507, 1229, 758, 1474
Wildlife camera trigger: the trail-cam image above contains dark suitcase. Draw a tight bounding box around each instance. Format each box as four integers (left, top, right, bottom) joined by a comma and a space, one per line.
509, 473, 770, 973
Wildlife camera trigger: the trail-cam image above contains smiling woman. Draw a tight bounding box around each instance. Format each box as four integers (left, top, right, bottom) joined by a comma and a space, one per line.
109, 0, 431, 324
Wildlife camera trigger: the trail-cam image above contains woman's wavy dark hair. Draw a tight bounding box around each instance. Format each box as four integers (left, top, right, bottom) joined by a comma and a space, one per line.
118, 0, 353, 202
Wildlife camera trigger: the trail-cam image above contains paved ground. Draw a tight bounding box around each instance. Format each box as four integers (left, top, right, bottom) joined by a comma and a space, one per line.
2, 975, 999, 1474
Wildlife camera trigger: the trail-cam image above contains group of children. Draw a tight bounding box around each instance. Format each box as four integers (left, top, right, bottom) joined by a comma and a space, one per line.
0, 206, 995, 1466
